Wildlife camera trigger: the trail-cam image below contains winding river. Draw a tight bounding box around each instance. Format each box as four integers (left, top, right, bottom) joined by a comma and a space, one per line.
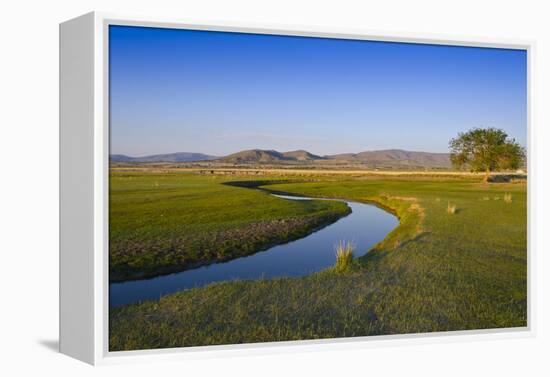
110, 194, 399, 308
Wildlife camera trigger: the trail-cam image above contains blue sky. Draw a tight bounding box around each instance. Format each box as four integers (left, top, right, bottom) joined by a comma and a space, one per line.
109, 25, 527, 157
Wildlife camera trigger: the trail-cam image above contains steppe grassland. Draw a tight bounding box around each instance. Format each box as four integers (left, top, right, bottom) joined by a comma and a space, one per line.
110, 169, 527, 350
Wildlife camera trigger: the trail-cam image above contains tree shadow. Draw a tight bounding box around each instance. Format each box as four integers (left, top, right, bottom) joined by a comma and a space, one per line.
396, 231, 432, 249
38, 339, 59, 353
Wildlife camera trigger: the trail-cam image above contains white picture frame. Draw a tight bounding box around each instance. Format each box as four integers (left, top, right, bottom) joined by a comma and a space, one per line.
59, 11, 535, 365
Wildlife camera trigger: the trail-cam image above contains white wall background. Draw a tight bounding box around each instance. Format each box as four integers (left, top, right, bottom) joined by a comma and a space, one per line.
0, 0, 548, 375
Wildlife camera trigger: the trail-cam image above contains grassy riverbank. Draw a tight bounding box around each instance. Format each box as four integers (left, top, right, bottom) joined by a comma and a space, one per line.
109, 171, 526, 351
109, 172, 350, 281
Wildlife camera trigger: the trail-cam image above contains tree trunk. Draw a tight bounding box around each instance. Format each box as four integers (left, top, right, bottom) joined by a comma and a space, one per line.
484, 167, 491, 183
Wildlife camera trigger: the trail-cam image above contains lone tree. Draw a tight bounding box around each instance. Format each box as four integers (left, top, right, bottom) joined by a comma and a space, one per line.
449, 127, 525, 178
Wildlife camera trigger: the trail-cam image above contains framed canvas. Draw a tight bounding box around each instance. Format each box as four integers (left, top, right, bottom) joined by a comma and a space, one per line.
59, 12, 534, 365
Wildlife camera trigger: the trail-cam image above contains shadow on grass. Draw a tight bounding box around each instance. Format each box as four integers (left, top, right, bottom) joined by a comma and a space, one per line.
360, 231, 432, 266
397, 231, 432, 249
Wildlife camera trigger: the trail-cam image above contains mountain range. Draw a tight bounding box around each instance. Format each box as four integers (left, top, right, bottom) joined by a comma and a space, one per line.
328, 149, 451, 168
110, 152, 218, 163
111, 149, 451, 168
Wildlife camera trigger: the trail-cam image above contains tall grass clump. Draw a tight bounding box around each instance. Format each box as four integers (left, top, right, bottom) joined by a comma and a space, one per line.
447, 202, 457, 214
334, 241, 355, 272
504, 193, 513, 203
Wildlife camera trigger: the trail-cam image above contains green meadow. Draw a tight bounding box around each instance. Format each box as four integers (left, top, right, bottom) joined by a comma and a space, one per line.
109, 170, 527, 351
109, 172, 350, 281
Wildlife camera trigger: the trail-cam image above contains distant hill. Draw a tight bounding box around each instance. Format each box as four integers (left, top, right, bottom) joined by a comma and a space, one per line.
282, 150, 325, 161
110, 152, 218, 163
327, 149, 451, 168
110, 154, 137, 163
219, 149, 290, 163
219, 149, 325, 164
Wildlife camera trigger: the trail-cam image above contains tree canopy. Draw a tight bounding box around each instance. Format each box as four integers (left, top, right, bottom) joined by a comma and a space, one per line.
449, 127, 525, 173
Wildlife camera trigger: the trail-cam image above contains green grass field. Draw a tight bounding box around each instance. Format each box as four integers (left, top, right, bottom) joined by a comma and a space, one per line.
109, 170, 527, 351
109, 172, 350, 281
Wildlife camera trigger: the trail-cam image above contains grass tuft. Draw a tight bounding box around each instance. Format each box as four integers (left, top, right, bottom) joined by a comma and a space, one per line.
447, 202, 457, 214
504, 193, 512, 203
334, 241, 355, 272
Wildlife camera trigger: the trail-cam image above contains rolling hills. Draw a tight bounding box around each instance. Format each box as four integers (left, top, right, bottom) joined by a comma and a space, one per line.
217, 148, 450, 168
328, 149, 451, 168
110, 148, 452, 169
219, 149, 325, 164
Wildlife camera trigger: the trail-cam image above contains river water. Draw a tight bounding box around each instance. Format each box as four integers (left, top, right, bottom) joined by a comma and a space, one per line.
110, 194, 398, 307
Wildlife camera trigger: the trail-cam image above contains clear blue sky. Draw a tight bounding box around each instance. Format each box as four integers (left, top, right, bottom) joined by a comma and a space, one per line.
109, 25, 527, 157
